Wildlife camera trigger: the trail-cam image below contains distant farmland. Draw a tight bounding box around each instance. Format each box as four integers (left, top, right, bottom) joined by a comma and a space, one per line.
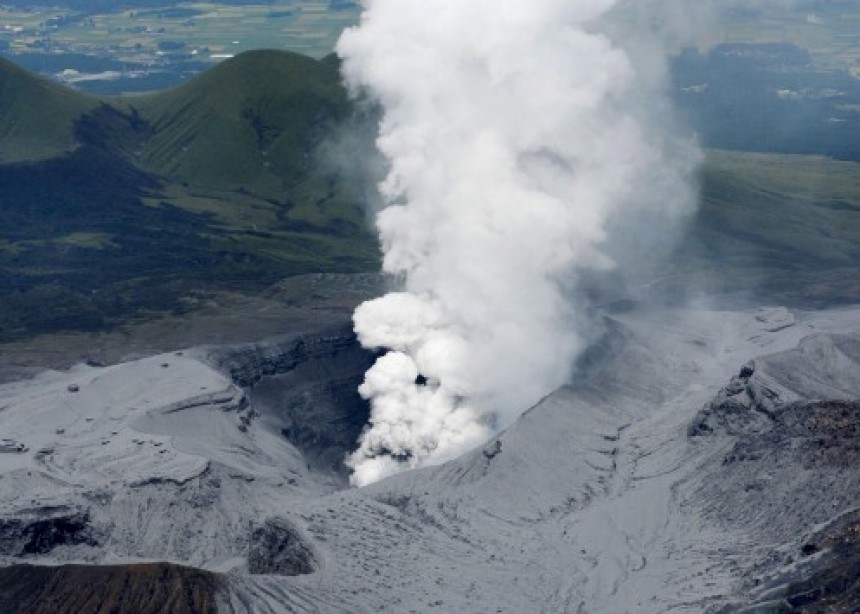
0, 1, 360, 61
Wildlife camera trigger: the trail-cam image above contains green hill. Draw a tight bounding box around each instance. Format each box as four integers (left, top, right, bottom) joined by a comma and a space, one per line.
0, 50, 379, 341
132, 50, 367, 236
0, 56, 98, 163
668, 150, 860, 307
136, 50, 348, 195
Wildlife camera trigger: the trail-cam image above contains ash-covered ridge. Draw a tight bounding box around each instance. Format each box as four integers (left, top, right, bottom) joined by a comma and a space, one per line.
2, 306, 860, 612
689, 329, 860, 611
229, 305, 860, 613
0, 323, 371, 579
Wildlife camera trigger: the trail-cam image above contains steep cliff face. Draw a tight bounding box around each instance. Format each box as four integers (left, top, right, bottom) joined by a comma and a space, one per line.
203, 323, 374, 472
689, 332, 860, 611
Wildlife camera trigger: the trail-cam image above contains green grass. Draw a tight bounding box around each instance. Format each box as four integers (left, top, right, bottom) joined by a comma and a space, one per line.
129, 50, 371, 239
5, 1, 360, 62
0, 56, 98, 162
0, 49, 378, 341
718, 3, 860, 72
699, 150, 860, 267
4, 47, 860, 344
665, 150, 860, 306
0, 232, 116, 251
143, 185, 281, 228
133, 49, 350, 200
53, 232, 118, 249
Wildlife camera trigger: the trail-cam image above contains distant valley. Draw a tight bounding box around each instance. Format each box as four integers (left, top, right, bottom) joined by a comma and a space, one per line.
0, 47, 860, 355
0, 0, 359, 95
1, 42, 860, 360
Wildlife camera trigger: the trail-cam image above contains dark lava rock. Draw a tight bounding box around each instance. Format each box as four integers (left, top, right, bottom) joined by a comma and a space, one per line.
483, 440, 502, 459
692, 334, 860, 612
248, 518, 317, 576
743, 511, 860, 612
0, 511, 97, 556
0, 562, 220, 614
212, 324, 374, 472
689, 392, 774, 438
691, 334, 860, 441
210, 324, 369, 389
702, 398, 860, 469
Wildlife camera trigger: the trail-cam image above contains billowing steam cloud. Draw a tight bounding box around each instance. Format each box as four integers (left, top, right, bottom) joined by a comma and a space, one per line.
338, 0, 700, 486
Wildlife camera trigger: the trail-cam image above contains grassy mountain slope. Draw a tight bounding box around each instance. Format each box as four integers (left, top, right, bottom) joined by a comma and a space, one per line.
132, 49, 369, 237
3, 50, 860, 342
136, 50, 348, 195
0, 56, 98, 163
668, 150, 860, 306
0, 50, 378, 341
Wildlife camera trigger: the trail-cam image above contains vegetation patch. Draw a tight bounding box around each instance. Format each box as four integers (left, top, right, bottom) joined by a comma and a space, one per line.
0, 49, 378, 342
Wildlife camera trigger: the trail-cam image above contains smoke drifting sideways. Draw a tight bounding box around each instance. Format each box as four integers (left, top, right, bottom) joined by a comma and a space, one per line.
337, 0, 701, 487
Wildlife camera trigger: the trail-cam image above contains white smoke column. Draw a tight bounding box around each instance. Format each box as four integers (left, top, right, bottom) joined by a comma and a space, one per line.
338, 0, 700, 486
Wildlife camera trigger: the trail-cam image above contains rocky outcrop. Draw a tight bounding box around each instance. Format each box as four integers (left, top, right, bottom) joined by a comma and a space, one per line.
739, 508, 860, 612
0, 509, 97, 556
689, 332, 860, 610
689, 360, 775, 437
206, 323, 370, 388
691, 333, 860, 469
248, 518, 317, 576
206, 324, 375, 472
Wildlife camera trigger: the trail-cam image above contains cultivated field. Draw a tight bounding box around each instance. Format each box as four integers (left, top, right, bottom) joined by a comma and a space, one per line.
0, 1, 360, 62
720, 3, 860, 73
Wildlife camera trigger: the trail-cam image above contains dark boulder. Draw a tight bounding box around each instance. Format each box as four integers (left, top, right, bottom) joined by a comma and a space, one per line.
0, 510, 97, 556
248, 518, 317, 576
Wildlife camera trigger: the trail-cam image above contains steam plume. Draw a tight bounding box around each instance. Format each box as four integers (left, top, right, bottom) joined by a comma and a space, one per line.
338, 0, 700, 486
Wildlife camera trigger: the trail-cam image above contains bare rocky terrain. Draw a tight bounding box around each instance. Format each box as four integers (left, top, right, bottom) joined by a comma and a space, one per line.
0, 562, 220, 613
1, 299, 860, 611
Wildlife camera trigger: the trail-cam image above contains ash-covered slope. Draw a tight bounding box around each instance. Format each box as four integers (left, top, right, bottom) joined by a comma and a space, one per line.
0, 323, 370, 576
221, 306, 860, 613
690, 330, 860, 611
4, 305, 860, 612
